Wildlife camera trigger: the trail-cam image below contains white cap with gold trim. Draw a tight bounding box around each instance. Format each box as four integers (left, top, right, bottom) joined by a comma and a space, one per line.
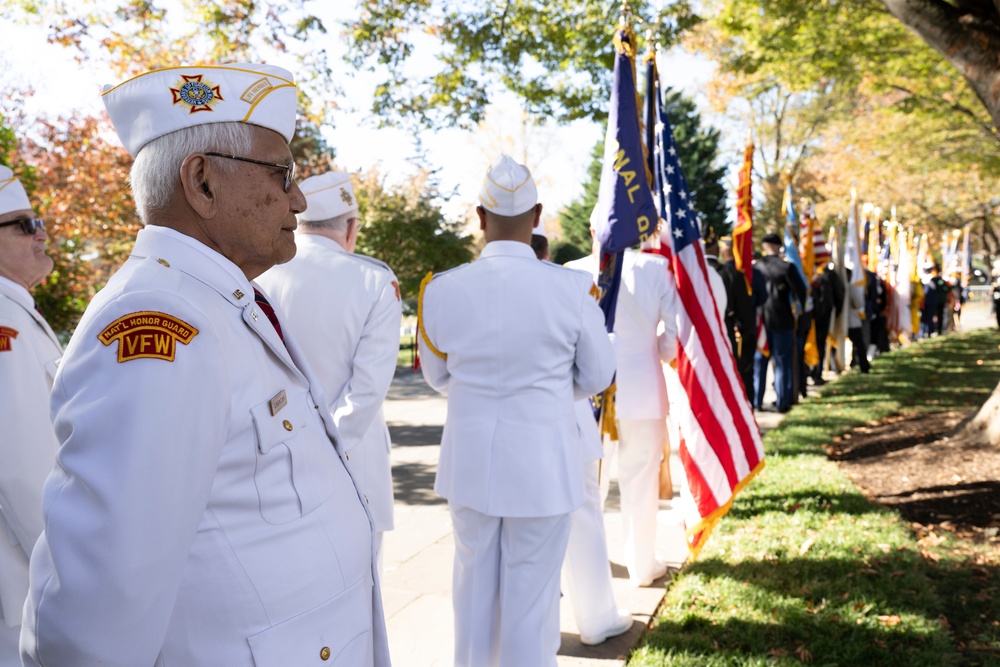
296, 171, 358, 223
478, 153, 537, 217
102, 63, 298, 156
0, 166, 31, 216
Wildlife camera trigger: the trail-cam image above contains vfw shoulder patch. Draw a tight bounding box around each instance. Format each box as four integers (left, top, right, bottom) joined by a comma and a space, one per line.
0, 326, 18, 352
98, 311, 199, 362
391, 280, 400, 301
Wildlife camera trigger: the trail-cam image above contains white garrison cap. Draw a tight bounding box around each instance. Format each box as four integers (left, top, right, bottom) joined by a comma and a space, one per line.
296, 171, 358, 223
478, 153, 537, 216
0, 166, 31, 216
532, 222, 547, 238
102, 63, 298, 157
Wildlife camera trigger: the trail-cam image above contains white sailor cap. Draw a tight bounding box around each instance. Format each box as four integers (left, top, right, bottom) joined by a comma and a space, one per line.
478, 153, 537, 217
0, 166, 31, 216
102, 63, 298, 156
296, 171, 358, 223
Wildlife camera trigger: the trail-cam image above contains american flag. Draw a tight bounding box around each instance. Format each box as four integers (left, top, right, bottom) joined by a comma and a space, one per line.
648, 62, 766, 557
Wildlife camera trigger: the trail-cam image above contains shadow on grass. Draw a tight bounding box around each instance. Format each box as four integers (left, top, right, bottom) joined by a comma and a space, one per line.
726, 489, 886, 520
882, 480, 1000, 527
643, 553, 999, 666
641, 614, 954, 666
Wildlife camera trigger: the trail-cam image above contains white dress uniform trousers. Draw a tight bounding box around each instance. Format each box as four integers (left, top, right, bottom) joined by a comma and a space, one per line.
566, 249, 677, 586
419, 241, 615, 667
0, 278, 61, 667
561, 400, 627, 641
21, 226, 390, 667
258, 234, 402, 568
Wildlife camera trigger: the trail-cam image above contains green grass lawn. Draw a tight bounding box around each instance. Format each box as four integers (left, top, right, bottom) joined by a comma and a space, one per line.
631, 330, 1000, 666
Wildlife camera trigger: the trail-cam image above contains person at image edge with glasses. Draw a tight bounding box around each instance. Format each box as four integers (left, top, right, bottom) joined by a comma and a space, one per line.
0, 165, 62, 667
20, 64, 390, 667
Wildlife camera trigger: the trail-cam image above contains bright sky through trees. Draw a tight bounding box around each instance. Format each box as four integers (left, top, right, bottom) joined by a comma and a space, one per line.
0, 5, 715, 229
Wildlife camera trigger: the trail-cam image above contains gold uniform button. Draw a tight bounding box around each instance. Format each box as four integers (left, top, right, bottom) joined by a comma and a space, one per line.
282, 420, 293, 431
320, 646, 331, 660
156, 258, 170, 267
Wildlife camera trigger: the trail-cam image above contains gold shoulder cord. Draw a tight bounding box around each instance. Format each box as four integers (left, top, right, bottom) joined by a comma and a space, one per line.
418, 271, 447, 360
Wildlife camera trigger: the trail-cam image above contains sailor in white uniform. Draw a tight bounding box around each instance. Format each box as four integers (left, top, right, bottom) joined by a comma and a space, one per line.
258, 170, 402, 574
21, 63, 390, 667
418, 154, 615, 667
0, 167, 61, 667
566, 212, 678, 588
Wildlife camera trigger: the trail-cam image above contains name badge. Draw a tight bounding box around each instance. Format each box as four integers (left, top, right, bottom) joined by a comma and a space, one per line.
269, 389, 288, 416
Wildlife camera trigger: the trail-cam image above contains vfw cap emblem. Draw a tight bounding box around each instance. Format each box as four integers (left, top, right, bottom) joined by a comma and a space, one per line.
171, 74, 224, 114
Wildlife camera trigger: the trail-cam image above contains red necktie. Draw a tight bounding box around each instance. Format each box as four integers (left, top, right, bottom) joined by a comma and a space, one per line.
253, 288, 284, 342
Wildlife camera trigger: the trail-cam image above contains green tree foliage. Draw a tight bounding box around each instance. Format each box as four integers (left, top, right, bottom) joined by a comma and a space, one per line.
3, 0, 335, 125
692, 0, 1000, 247
556, 142, 602, 261
346, 0, 702, 129
557, 87, 728, 259
353, 168, 474, 307
3, 114, 139, 336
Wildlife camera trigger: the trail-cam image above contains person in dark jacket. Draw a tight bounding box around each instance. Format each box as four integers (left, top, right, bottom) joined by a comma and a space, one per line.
719, 237, 756, 402
867, 269, 889, 354
754, 233, 807, 413
921, 264, 946, 338
809, 263, 843, 384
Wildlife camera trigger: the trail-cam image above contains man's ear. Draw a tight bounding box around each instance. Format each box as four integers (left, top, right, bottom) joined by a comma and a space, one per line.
179, 153, 217, 219
532, 202, 543, 227
476, 205, 487, 232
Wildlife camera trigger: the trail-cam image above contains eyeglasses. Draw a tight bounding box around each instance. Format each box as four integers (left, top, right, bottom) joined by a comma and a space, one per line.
0, 218, 45, 235
204, 152, 296, 192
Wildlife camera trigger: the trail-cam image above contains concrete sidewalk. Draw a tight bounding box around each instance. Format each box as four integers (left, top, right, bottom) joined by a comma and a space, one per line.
379, 369, 784, 667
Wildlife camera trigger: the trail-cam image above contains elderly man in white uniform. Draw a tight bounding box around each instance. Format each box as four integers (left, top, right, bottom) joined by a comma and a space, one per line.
418, 154, 615, 667
566, 212, 678, 588
258, 171, 401, 573
0, 167, 61, 667
21, 64, 389, 667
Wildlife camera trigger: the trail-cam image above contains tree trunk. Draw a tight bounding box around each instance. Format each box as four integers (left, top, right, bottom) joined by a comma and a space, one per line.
880, 0, 1000, 131
960, 378, 1000, 445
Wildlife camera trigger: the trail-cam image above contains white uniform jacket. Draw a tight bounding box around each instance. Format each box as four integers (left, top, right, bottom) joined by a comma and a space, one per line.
419, 241, 615, 518
22, 227, 390, 667
0, 278, 61, 629
566, 250, 677, 421
258, 235, 402, 532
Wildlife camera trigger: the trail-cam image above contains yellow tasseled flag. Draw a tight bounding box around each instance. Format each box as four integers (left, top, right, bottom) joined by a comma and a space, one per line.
599, 384, 618, 441
803, 321, 819, 367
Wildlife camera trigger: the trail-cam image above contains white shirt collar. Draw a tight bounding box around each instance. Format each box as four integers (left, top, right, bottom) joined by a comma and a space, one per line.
479, 240, 536, 260
0, 275, 34, 310
146, 224, 251, 289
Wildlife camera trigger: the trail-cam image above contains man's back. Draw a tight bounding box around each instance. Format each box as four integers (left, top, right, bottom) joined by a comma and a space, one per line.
419, 241, 614, 518
757, 254, 805, 330
566, 249, 675, 420
258, 234, 402, 532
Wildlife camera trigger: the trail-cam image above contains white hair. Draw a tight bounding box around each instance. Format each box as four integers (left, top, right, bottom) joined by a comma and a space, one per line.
129, 122, 256, 223
298, 210, 356, 232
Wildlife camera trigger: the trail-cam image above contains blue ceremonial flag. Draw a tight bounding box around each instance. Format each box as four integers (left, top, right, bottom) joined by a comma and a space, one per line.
594, 29, 658, 255
781, 181, 798, 227
782, 182, 810, 315
592, 27, 658, 333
